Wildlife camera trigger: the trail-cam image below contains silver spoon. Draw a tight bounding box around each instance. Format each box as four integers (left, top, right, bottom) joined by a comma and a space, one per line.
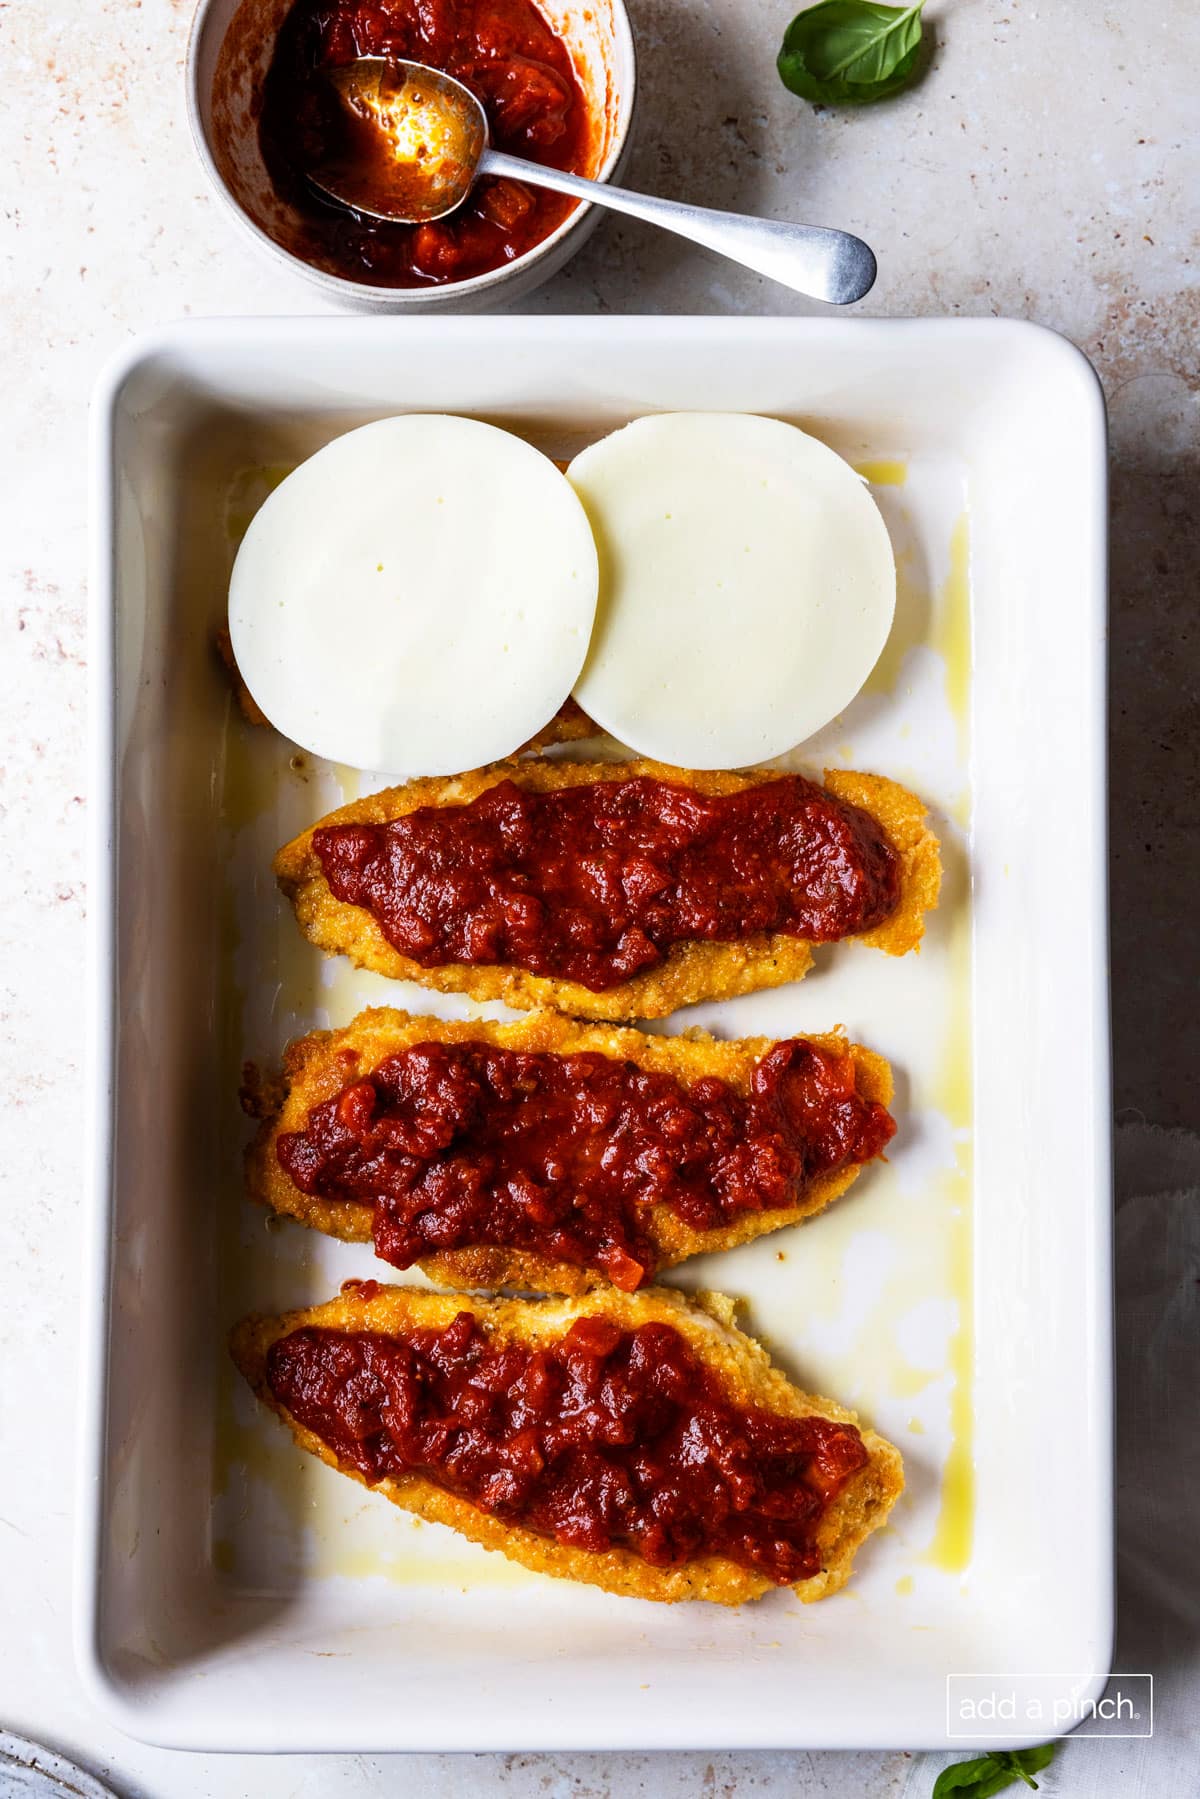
310, 58, 877, 306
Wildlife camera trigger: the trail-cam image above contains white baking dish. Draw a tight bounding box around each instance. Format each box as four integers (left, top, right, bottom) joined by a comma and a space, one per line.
81, 316, 1111, 1752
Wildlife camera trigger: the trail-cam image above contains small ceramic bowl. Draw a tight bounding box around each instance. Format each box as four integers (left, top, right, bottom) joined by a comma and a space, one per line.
186, 0, 637, 310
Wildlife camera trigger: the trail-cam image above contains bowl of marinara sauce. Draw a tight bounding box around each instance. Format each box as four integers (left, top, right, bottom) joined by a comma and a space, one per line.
187, 0, 636, 307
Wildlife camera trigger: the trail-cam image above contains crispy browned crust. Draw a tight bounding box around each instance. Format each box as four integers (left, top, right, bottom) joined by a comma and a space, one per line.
229, 1283, 904, 1606
273, 759, 942, 1022
215, 624, 270, 727
516, 696, 600, 754
244, 1008, 894, 1295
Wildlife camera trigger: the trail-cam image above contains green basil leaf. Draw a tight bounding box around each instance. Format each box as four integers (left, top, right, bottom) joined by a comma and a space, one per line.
1006, 1745, 1057, 1786
932, 1755, 1003, 1799
778, 1, 925, 107
932, 1744, 1057, 1799
969, 1764, 1041, 1799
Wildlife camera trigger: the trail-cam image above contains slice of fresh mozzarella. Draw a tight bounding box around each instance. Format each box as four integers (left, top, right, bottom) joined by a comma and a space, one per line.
228, 415, 599, 776
568, 412, 896, 769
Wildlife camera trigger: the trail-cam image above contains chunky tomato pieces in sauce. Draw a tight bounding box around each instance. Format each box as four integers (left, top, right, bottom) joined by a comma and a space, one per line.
278, 1037, 894, 1288
267, 1311, 870, 1583
260, 0, 590, 286
313, 774, 902, 992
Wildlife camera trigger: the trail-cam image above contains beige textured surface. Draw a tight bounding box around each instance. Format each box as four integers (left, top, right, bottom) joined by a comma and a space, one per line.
0, 0, 1196, 1792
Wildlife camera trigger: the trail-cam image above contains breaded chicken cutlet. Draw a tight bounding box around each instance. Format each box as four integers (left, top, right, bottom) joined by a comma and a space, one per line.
243, 1007, 896, 1294
274, 758, 941, 1022
230, 1282, 904, 1606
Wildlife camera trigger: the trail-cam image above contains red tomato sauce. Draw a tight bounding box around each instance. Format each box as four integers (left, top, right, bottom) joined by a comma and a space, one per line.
277, 1037, 895, 1288
259, 0, 591, 286
267, 1312, 870, 1583
313, 774, 902, 992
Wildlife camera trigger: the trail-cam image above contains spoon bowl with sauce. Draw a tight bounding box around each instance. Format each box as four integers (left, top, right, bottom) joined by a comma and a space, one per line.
311, 57, 876, 306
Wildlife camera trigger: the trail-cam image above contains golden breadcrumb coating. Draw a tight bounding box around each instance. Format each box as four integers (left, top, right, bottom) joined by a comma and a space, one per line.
515, 697, 600, 754
274, 759, 941, 1022
230, 1282, 904, 1606
244, 1008, 894, 1294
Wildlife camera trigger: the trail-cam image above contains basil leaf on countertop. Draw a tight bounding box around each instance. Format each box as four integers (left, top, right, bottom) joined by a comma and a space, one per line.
932, 1744, 1057, 1799
778, 0, 926, 106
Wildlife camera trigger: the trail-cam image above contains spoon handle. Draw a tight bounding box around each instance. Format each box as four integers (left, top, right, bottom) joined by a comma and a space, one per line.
480, 149, 876, 306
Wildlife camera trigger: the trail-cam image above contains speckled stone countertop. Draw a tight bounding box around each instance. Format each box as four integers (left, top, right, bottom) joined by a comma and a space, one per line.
1, 1, 1196, 1793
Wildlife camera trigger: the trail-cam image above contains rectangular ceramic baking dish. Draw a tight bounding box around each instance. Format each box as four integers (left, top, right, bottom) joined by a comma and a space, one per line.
80, 315, 1111, 1752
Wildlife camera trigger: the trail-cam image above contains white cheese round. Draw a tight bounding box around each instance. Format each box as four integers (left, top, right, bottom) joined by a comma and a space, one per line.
228, 415, 599, 776
568, 412, 896, 769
